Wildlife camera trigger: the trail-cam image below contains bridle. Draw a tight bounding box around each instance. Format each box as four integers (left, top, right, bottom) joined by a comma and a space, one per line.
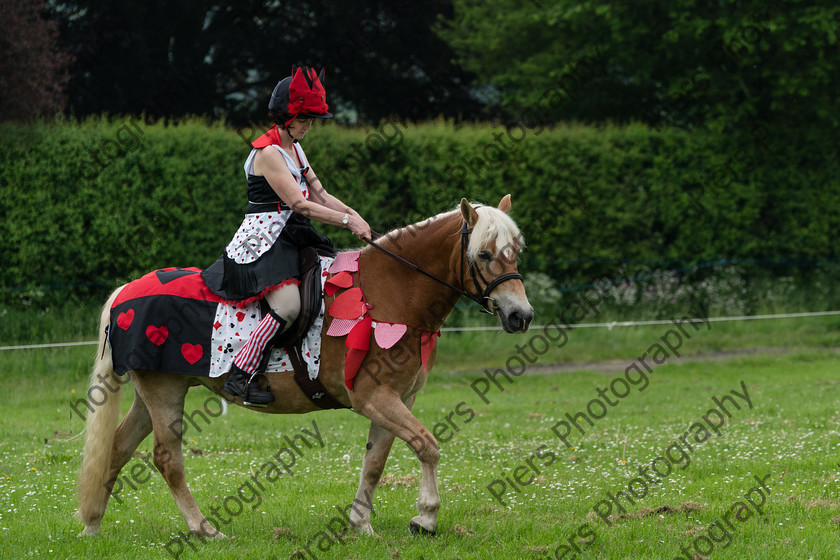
363, 222, 524, 315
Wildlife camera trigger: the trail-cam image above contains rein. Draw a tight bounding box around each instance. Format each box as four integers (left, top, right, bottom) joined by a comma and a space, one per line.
363, 222, 523, 315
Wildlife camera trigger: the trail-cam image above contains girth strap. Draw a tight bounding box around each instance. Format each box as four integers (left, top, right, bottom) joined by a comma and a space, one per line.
288, 342, 349, 409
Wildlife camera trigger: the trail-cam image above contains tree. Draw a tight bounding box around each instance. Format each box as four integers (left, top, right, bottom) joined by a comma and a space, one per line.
52, 0, 483, 124
0, 0, 71, 121
436, 0, 840, 132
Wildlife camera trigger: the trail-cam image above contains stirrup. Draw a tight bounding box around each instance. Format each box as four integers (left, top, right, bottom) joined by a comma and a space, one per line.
223, 367, 275, 407
243, 373, 275, 407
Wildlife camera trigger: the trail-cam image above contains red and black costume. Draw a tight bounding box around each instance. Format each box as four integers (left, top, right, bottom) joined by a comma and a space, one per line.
202, 67, 335, 304
200, 66, 335, 405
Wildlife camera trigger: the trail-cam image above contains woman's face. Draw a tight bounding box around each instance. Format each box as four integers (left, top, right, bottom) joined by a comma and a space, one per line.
287, 117, 313, 140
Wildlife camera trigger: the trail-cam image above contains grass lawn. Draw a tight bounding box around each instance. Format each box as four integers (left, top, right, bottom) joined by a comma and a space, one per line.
1, 312, 839, 559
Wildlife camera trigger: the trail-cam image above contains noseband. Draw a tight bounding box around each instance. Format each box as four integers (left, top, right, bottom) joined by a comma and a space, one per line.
364, 221, 523, 315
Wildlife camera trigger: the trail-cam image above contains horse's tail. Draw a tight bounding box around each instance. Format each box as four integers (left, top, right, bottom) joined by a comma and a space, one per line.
76, 286, 124, 530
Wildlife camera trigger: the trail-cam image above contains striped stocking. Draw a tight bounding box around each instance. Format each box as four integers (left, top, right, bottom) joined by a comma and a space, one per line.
233, 313, 284, 374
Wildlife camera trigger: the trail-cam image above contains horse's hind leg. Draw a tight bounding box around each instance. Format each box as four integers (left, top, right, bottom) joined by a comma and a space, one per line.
132, 371, 224, 538
78, 381, 153, 535
348, 420, 397, 534
101, 389, 154, 509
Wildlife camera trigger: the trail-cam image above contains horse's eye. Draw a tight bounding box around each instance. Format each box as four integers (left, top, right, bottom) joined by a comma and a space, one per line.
478, 250, 493, 262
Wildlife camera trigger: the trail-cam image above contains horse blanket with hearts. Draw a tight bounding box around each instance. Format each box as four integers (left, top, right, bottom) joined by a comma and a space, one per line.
107, 263, 330, 379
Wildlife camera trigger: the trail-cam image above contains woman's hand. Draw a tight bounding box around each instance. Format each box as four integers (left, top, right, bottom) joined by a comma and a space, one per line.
346, 212, 372, 241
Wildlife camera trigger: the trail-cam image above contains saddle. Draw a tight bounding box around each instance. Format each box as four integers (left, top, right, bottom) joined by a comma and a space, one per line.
258, 245, 348, 409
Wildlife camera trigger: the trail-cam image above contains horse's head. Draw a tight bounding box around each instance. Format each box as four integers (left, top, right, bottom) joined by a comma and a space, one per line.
460, 195, 534, 333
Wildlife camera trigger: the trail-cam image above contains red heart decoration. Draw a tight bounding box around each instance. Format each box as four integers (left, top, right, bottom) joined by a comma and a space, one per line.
325, 270, 355, 296
145, 325, 169, 346
420, 331, 441, 372
346, 316, 372, 351
236, 312, 246, 322
326, 317, 361, 337
344, 348, 367, 390
329, 250, 361, 273
329, 287, 366, 320
117, 309, 135, 330
181, 343, 204, 365
374, 322, 408, 349
343, 316, 373, 390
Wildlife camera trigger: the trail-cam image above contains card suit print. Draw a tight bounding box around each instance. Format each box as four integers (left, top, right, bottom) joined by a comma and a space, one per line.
236, 312, 246, 322
155, 268, 199, 284
328, 287, 366, 320
181, 343, 204, 365
145, 325, 169, 346
117, 309, 135, 330
374, 322, 407, 349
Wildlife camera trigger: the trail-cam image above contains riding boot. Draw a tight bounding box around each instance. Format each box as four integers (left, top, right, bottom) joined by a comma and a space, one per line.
222, 311, 286, 406
222, 365, 275, 407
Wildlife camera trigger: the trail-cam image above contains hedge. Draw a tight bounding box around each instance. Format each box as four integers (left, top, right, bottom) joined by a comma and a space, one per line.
1, 116, 838, 304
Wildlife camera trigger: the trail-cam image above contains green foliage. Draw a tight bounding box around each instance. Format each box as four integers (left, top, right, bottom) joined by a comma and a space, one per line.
1, 118, 839, 306
437, 0, 840, 131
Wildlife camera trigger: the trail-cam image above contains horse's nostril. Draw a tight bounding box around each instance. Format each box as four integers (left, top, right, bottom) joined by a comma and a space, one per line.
509, 311, 523, 331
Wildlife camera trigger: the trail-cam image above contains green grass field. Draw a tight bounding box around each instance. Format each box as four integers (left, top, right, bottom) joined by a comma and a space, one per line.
1, 311, 839, 559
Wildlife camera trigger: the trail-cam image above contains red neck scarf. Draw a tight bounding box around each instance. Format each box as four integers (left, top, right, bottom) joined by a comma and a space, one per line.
251, 125, 283, 149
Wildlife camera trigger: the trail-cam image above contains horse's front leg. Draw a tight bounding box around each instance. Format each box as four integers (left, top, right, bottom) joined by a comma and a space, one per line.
355, 390, 440, 535
349, 394, 419, 533
348, 420, 396, 534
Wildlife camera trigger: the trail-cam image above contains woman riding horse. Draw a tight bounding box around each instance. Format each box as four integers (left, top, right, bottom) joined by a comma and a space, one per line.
201, 66, 371, 406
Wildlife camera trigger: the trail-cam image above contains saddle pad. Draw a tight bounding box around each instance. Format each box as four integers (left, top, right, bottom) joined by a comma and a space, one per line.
108, 259, 334, 378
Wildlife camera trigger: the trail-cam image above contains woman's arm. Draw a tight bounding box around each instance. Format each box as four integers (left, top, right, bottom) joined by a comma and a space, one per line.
254, 148, 371, 239
306, 168, 372, 239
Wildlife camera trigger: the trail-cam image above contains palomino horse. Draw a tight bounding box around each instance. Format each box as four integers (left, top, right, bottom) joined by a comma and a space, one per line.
77, 195, 533, 539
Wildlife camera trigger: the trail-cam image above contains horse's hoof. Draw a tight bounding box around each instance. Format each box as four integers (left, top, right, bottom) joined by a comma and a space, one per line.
351, 522, 375, 536
409, 520, 435, 536
77, 526, 100, 537
191, 528, 226, 540
77, 529, 98, 538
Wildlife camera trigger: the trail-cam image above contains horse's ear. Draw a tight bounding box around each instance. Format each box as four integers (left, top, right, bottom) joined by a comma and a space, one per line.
498, 194, 511, 214
460, 198, 479, 227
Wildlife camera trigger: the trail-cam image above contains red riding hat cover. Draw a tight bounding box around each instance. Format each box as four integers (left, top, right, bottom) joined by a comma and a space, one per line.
268, 66, 332, 127
287, 67, 329, 117
255, 66, 332, 148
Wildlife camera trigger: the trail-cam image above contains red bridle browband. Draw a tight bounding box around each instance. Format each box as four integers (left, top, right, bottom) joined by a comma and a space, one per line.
363, 221, 523, 315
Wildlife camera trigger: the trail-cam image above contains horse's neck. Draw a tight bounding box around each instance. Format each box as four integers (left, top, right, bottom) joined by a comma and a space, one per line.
360, 214, 463, 332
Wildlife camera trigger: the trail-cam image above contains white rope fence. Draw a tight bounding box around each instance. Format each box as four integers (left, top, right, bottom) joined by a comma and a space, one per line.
3, 309, 840, 351
442, 309, 840, 332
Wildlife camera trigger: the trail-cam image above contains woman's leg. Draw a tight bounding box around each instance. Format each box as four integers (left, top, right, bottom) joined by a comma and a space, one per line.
264, 282, 302, 327
224, 283, 301, 405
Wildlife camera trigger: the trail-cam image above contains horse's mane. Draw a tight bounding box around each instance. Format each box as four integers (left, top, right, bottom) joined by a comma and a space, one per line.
468, 204, 523, 261
380, 203, 523, 260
